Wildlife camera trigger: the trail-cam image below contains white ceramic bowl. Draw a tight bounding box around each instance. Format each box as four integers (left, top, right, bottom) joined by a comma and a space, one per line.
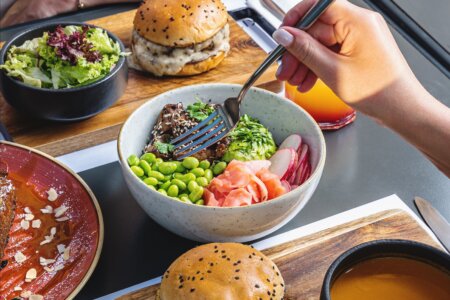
118, 84, 326, 242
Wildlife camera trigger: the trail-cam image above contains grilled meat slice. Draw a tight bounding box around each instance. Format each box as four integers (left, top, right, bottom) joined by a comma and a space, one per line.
145, 103, 229, 161
0, 170, 15, 265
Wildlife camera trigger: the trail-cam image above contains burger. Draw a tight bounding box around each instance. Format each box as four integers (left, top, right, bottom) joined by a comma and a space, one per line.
157, 243, 285, 300
131, 0, 230, 76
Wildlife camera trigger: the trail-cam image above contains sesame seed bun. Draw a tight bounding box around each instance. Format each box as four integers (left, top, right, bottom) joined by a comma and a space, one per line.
158, 243, 285, 300
134, 0, 228, 47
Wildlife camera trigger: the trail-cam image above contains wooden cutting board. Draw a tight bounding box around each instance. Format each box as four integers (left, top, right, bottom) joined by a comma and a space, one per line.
0, 10, 281, 157
116, 209, 442, 300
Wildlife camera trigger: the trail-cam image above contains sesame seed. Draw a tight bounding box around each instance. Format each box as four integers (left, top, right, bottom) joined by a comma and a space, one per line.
234, 276, 240, 280
255, 284, 260, 288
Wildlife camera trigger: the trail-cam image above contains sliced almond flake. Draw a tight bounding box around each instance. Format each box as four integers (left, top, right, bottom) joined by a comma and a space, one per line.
54, 205, 68, 218
39, 257, 56, 266
47, 188, 58, 201
63, 246, 70, 261
29, 295, 44, 300
50, 227, 57, 235
24, 213, 35, 221
31, 219, 42, 228
14, 251, 26, 263
24, 207, 32, 214
25, 268, 37, 280
57, 244, 65, 254
54, 264, 64, 271
14, 286, 22, 291
20, 219, 30, 230
21, 291, 32, 298
40, 238, 51, 246
56, 216, 69, 222
44, 266, 54, 272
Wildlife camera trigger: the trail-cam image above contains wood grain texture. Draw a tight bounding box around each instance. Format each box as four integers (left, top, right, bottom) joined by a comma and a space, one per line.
116, 209, 441, 300
0, 10, 282, 156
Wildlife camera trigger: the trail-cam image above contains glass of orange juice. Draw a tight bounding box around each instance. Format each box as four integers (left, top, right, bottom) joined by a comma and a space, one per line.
285, 80, 355, 130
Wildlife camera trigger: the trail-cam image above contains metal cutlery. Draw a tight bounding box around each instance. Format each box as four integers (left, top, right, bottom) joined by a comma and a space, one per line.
171, 0, 335, 159
414, 196, 450, 253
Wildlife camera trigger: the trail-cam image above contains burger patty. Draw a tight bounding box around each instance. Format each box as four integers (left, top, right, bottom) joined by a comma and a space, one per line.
0, 170, 15, 266
145, 103, 230, 161
131, 24, 230, 76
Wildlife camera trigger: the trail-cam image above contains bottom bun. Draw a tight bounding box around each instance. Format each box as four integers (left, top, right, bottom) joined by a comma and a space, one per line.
158, 243, 285, 300
175, 51, 226, 76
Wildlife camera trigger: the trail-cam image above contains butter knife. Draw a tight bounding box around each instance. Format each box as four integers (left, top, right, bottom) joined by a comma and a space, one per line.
414, 196, 450, 252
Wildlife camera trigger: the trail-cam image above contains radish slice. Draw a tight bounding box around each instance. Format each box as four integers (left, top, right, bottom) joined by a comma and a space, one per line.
279, 134, 302, 152
281, 180, 291, 192
297, 144, 309, 167
300, 163, 311, 184
291, 185, 299, 190
269, 148, 296, 180
293, 161, 307, 186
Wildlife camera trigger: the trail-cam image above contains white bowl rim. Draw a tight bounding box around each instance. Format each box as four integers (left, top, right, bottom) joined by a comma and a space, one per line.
118, 83, 326, 211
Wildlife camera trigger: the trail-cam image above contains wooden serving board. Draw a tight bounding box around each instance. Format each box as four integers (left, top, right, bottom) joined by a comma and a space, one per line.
0, 10, 281, 157
116, 209, 441, 300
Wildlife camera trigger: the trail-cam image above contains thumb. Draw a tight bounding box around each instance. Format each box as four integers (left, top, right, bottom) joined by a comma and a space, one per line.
273, 27, 339, 81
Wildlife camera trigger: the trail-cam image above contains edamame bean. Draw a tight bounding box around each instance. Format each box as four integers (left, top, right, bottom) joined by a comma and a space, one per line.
213, 162, 227, 175
199, 160, 211, 170
131, 166, 144, 177
189, 186, 204, 202
147, 185, 156, 191
174, 162, 186, 173
152, 158, 163, 171
177, 173, 196, 183
182, 157, 199, 169
196, 200, 204, 206
163, 175, 172, 182
143, 177, 158, 186
140, 153, 156, 164
159, 162, 177, 175
139, 160, 152, 176
171, 179, 187, 191
179, 196, 191, 203
167, 185, 179, 197
188, 180, 199, 192
191, 168, 205, 177
158, 189, 167, 196
204, 169, 213, 182
160, 181, 171, 190
148, 171, 165, 181
196, 177, 209, 187
179, 193, 188, 198
127, 155, 140, 166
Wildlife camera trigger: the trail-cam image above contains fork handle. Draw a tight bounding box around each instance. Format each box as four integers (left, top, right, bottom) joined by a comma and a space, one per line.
237, 0, 335, 102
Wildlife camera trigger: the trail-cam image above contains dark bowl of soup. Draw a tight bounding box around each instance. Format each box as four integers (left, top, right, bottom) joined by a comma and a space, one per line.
321, 239, 450, 300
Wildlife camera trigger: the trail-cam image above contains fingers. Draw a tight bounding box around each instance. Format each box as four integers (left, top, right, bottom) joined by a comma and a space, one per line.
273, 27, 339, 80
297, 71, 318, 93
288, 64, 309, 87
307, 21, 337, 47
276, 52, 300, 81
282, 0, 317, 27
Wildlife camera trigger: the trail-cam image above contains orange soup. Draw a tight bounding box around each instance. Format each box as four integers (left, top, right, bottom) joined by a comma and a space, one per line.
331, 257, 450, 300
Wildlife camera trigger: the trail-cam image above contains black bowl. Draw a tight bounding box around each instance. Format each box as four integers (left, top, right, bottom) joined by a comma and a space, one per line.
320, 239, 450, 300
0, 22, 128, 122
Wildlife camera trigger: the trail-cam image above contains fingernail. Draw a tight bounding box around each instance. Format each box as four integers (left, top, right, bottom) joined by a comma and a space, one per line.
276, 64, 283, 77
273, 29, 294, 47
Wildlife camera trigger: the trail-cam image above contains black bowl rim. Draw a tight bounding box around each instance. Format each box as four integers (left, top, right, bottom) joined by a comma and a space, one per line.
321, 239, 450, 300
0, 21, 126, 93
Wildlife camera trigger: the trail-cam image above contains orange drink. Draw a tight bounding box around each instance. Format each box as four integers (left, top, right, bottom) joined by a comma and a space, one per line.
285, 80, 355, 130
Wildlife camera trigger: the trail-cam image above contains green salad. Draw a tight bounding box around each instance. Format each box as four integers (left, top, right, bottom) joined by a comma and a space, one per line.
0, 25, 124, 89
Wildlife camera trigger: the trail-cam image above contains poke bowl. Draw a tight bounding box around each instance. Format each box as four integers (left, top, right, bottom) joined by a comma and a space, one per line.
118, 83, 326, 242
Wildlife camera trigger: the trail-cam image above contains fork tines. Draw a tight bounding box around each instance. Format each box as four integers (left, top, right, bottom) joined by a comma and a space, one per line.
171, 107, 232, 159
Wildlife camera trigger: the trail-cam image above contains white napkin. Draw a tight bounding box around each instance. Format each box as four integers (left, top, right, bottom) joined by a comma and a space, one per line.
247, 0, 300, 28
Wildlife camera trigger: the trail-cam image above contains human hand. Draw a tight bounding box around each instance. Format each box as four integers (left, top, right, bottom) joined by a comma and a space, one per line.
0, 0, 78, 27
273, 0, 421, 116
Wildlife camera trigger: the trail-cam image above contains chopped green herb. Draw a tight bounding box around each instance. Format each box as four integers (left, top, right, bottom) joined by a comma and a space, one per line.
186, 99, 215, 121
155, 142, 175, 154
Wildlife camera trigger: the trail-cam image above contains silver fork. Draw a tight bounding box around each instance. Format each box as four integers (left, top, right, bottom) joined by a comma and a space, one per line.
171, 0, 334, 159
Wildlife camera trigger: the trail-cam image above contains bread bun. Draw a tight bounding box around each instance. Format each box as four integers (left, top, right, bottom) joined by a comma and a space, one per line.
158, 243, 285, 300
134, 0, 228, 47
